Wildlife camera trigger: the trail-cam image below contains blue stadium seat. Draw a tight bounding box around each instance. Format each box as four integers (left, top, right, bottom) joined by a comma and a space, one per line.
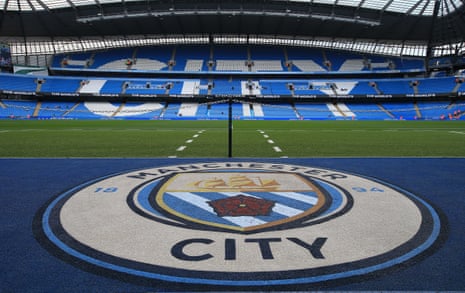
0, 100, 37, 118
0, 74, 38, 92
350, 81, 379, 95
416, 101, 450, 120
345, 103, 392, 120
210, 79, 242, 95
37, 101, 75, 118
294, 103, 334, 120
261, 103, 297, 120
40, 78, 82, 94
376, 80, 414, 95
381, 103, 417, 119
416, 77, 455, 94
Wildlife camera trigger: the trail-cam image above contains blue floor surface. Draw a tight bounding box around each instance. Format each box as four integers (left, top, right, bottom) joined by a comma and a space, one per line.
0, 158, 463, 292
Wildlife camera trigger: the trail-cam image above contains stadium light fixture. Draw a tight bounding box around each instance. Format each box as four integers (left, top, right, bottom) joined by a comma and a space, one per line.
76, 9, 381, 26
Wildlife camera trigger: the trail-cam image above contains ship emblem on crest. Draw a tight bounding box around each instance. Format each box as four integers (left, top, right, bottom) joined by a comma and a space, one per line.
192, 174, 280, 191
154, 172, 328, 233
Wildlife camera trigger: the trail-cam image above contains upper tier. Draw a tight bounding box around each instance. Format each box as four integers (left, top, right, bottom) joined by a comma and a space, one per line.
50, 45, 425, 76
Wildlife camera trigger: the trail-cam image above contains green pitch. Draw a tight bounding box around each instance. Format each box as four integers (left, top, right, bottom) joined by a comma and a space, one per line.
0, 120, 464, 157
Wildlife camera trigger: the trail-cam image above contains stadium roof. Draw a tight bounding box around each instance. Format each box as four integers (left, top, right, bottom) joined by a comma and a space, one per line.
0, 0, 463, 16
0, 0, 464, 57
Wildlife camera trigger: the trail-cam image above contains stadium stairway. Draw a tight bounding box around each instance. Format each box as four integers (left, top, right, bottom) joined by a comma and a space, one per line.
33, 101, 42, 118
413, 102, 422, 119
111, 102, 126, 118
178, 103, 199, 117
242, 103, 252, 118
326, 103, 344, 118
447, 101, 456, 110
336, 103, 356, 118
452, 82, 462, 93
63, 102, 81, 117
376, 104, 396, 119
252, 103, 264, 117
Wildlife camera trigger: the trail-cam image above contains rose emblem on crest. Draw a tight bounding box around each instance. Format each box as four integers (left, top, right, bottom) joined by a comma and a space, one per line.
208, 195, 275, 217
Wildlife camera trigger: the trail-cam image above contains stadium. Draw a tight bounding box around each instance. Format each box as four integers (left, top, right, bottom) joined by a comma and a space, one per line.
0, 0, 464, 291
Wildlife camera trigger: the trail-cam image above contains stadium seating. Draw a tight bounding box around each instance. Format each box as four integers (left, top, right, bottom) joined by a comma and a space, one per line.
1, 98, 463, 121
210, 79, 242, 95
65, 102, 112, 119
2, 45, 464, 121
415, 101, 450, 120
259, 81, 291, 95
0, 74, 38, 92
344, 103, 393, 120
324, 51, 366, 71
100, 80, 125, 94
91, 48, 135, 70
380, 103, 418, 119
261, 103, 298, 120
119, 102, 165, 119
0, 73, 462, 99
206, 103, 230, 119
375, 79, 415, 95
36, 101, 76, 118
135, 46, 172, 71
350, 81, 379, 95
40, 78, 82, 94
53, 52, 93, 68
416, 77, 457, 94
294, 103, 335, 120
50, 45, 427, 73
286, 47, 327, 72
174, 45, 211, 71
125, 80, 171, 95
0, 100, 37, 118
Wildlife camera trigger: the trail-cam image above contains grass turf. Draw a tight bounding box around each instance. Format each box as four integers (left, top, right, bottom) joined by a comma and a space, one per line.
0, 120, 464, 157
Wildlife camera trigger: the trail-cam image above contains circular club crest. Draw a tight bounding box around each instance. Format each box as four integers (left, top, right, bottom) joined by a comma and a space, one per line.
37, 162, 443, 287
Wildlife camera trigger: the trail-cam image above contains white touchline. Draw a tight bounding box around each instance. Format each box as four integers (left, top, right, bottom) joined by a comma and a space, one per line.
177, 146, 187, 151
257, 129, 284, 154
449, 131, 465, 135
186, 139, 193, 143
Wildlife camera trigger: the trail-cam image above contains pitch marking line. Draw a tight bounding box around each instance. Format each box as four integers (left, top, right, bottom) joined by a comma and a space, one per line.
449, 131, 465, 135
171, 130, 206, 157
257, 129, 285, 156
